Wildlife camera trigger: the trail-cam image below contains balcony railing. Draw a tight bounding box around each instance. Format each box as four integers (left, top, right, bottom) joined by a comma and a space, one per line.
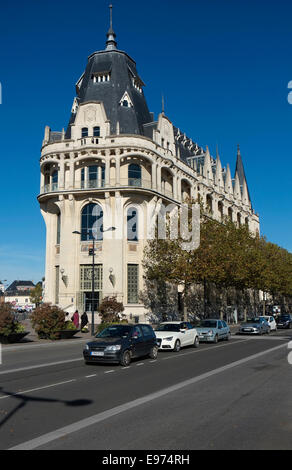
40, 178, 174, 199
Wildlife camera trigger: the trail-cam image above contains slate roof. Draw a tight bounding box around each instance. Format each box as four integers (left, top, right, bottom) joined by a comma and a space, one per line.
6, 281, 35, 292
66, 49, 153, 138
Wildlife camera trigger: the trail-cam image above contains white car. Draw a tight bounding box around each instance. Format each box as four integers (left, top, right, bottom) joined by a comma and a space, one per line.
154, 321, 199, 352
260, 315, 277, 331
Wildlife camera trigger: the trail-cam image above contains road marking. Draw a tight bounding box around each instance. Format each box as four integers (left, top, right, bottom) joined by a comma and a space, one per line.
0, 380, 76, 400
149, 360, 157, 363
9, 342, 287, 450
104, 370, 114, 374
161, 338, 251, 360
85, 375, 97, 378
0, 358, 83, 376
136, 363, 144, 366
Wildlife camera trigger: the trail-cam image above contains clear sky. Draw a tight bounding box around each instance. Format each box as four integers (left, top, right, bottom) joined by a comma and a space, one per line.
0, 0, 292, 286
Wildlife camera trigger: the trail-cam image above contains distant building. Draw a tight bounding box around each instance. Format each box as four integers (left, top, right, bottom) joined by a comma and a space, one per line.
5, 281, 36, 310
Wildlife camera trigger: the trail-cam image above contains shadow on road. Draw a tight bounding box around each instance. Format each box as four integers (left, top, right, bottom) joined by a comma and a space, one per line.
0, 386, 92, 428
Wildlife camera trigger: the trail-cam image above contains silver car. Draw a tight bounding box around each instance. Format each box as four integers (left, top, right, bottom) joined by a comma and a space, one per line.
238, 317, 270, 335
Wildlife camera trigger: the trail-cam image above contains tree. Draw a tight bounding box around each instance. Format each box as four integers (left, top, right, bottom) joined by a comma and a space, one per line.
30, 283, 43, 307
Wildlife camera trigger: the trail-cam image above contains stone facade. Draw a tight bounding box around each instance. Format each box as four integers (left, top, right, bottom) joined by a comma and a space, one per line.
38, 22, 259, 322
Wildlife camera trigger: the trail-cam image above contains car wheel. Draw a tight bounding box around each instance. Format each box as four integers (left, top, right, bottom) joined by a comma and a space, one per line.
149, 345, 158, 359
213, 335, 218, 344
174, 340, 181, 352
193, 336, 199, 348
120, 350, 131, 367
225, 333, 230, 341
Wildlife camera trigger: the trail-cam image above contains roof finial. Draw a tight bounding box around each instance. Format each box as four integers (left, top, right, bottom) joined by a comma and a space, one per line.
106, 4, 117, 51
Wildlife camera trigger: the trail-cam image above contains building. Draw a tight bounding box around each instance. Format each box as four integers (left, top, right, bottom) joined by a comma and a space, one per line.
5, 281, 36, 311
38, 11, 259, 321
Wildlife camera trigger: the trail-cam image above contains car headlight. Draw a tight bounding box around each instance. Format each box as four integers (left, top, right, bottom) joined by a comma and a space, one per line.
164, 337, 173, 341
104, 345, 121, 352
84, 344, 89, 350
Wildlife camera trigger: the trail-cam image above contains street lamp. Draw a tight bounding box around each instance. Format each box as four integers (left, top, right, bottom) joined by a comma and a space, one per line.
73, 226, 115, 336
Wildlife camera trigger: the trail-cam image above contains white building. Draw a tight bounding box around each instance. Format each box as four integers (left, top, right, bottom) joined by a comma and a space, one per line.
38, 15, 259, 322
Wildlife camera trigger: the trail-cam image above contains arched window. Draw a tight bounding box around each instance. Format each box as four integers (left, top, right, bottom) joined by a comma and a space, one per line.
52, 170, 58, 191
93, 126, 100, 137
218, 201, 223, 221
128, 164, 141, 187
127, 207, 138, 241
81, 203, 103, 241
81, 127, 88, 138
228, 207, 233, 221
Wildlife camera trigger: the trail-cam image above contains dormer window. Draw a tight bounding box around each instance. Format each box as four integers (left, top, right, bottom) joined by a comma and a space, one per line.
132, 78, 142, 93
92, 72, 111, 83
81, 127, 88, 138
119, 92, 133, 108
93, 126, 100, 137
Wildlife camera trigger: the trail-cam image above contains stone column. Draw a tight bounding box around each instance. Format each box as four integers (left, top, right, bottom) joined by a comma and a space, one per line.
115, 157, 120, 186
69, 156, 75, 189
59, 156, 65, 190
157, 165, 161, 192
105, 156, 110, 187
152, 162, 157, 190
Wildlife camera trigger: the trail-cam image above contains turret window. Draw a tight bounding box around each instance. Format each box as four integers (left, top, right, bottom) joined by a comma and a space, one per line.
92, 73, 111, 83
128, 164, 142, 187
52, 170, 58, 191
127, 207, 138, 241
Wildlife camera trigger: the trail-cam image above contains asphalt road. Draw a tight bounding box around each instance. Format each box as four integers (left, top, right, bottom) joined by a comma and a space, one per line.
0, 330, 292, 450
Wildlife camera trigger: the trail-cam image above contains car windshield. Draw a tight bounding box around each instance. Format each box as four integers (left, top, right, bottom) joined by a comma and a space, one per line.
279, 315, 290, 319
156, 324, 181, 332
199, 320, 217, 328
96, 325, 132, 338
246, 318, 261, 323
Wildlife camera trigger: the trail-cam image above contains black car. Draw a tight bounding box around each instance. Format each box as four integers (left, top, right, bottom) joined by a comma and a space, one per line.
83, 323, 158, 366
276, 314, 292, 329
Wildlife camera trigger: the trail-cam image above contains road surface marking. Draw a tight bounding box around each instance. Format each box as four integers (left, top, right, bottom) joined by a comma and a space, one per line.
0, 380, 76, 400
136, 363, 144, 366
0, 358, 83, 376
9, 342, 287, 450
104, 370, 114, 374
85, 375, 97, 378
161, 338, 251, 360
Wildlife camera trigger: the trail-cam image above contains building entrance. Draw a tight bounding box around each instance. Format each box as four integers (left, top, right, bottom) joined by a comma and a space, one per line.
84, 292, 100, 313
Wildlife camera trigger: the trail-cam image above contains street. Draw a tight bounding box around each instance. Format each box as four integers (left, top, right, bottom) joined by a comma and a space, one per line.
0, 330, 292, 450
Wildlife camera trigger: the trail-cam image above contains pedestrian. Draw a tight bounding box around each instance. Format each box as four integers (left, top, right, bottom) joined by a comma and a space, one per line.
81, 311, 89, 331
71, 310, 80, 329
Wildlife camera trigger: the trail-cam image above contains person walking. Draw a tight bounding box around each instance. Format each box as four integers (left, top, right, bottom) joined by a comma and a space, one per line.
72, 310, 80, 329
81, 311, 89, 331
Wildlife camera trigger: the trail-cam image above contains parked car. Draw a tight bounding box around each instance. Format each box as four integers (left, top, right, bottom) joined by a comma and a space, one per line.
83, 324, 158, 366
238, 317, 270, 335
260, 315, 277, 331
196, 319, 231, 343
154, 321, 199, 352
276, 314, 292, 329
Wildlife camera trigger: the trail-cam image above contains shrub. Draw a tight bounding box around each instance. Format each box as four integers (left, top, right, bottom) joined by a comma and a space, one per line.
98, 296, 125, 323
64, 321, 77, 330
0, 303, 24, 336
30, 303, 66, 340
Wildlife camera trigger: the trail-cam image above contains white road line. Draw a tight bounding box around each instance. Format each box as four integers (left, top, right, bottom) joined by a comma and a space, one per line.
161, 338, 251, 360
0, 380, 76, 400
104, 370, 114, 374
9, 342, 287, 450
0, 358, 83, 376
149, 360, 157, 363
85, 375, 97, 378
2, 339, 89, 353
136, 363, 144, 366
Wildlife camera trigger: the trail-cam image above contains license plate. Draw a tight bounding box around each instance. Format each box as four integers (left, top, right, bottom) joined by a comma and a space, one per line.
91, 351, 104, 356
243, 329, 252, 332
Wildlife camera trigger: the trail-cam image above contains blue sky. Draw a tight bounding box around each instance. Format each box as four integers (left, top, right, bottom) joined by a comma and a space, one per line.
0, 0, 292, 285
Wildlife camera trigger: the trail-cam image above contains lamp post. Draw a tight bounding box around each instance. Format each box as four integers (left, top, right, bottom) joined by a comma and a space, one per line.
73, 227, 115, 336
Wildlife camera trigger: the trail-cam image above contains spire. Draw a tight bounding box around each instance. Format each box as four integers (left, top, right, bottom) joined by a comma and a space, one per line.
106, 4, 117, 51
233, 171, 241, 200
235, 144, 251, 204
225, 164, 233, 195
203, 146, 213, 180
215, 149, 223, 188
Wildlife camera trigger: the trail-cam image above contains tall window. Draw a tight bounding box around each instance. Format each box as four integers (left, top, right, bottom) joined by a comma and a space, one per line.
128, 164, 141, 187
128, 264, 139, 304
81, 203, 103, 241
52, 170, 58, 191
127, 207, 138, 241
93, 126, 100, 137
81, 127, 88, 138
88, 166, 98, 188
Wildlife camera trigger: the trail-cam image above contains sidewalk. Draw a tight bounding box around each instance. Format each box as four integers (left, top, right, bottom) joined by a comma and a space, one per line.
1, 319, 94, 348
